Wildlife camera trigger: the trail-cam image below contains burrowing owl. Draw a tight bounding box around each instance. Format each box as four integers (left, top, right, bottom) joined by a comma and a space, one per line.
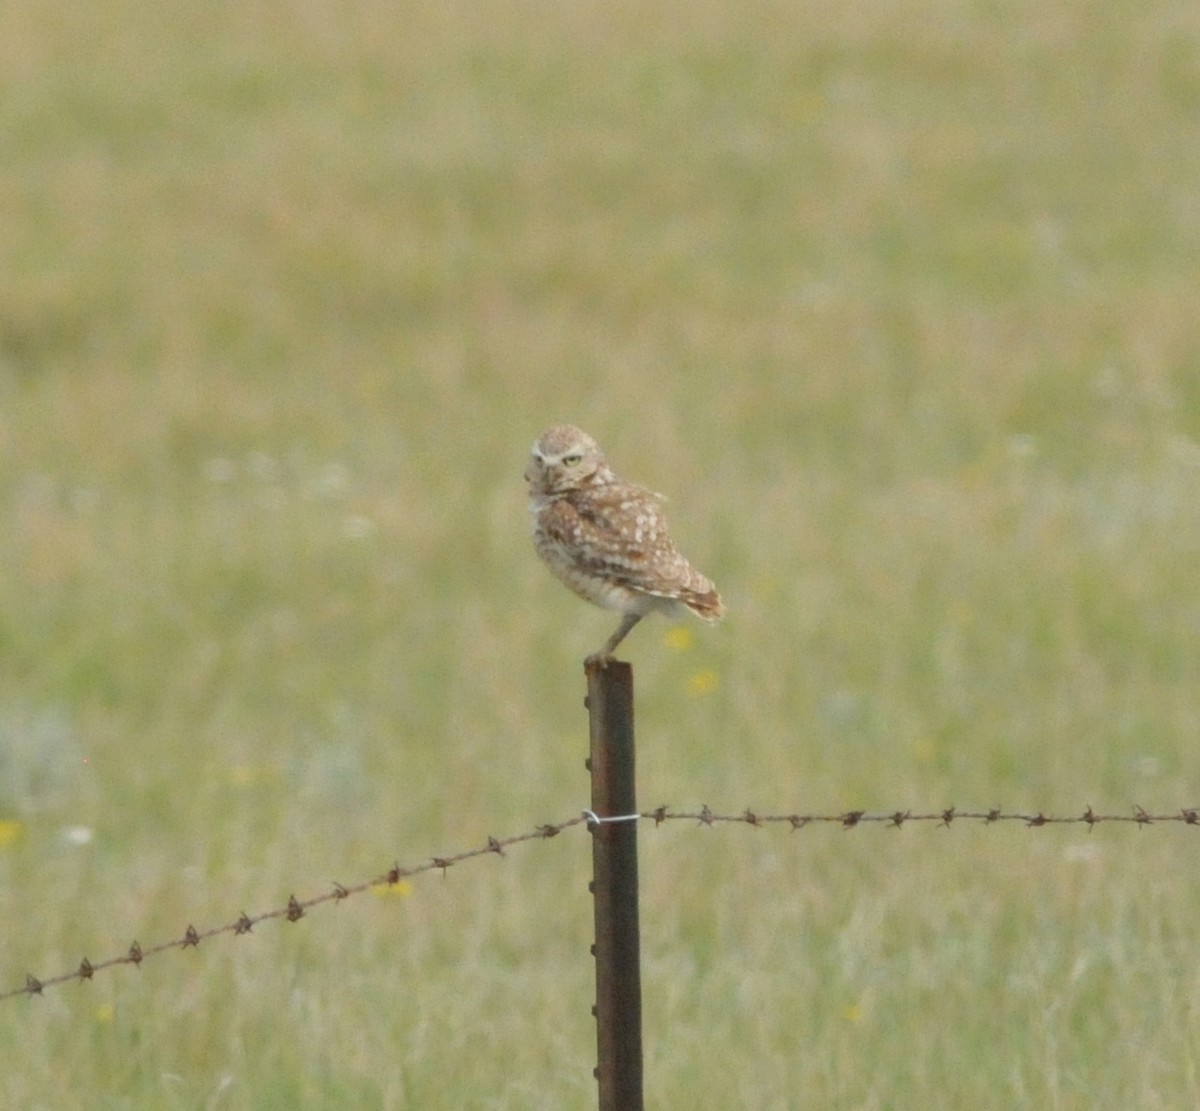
526, 424, 725, 664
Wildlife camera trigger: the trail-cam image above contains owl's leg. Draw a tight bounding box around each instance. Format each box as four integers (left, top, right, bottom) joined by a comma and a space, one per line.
586, 612, 642, 667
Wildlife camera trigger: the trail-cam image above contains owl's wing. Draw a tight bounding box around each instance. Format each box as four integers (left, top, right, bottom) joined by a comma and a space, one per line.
540, 486, 694, 596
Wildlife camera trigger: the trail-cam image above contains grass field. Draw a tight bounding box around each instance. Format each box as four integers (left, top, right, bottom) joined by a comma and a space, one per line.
3, 0, 1200, 1106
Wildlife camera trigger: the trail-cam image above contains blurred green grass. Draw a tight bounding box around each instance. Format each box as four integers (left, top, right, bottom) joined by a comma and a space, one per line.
2, 0, 1200, 1106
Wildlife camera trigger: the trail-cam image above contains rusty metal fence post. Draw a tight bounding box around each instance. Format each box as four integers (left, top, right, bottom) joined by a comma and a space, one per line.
585, 660, 644, 1111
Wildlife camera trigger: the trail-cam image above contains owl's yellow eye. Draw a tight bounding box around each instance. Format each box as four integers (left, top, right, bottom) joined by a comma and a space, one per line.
561, 453, 582, 466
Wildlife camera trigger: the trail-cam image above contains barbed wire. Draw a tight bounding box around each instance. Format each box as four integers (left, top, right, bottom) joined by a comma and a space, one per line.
4, 803, 1196, 1003
0, 813, 586, 1004
645, 803, 1200, 830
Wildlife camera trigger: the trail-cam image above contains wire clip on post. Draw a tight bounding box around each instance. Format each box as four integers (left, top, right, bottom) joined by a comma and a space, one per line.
583, 810, 640, 827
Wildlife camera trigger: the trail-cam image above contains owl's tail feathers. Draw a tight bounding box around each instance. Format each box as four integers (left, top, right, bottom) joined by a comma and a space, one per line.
686, 588, 726, 623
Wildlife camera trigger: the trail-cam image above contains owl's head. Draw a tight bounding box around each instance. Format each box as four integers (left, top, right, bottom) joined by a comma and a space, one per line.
525, 424, 610, 494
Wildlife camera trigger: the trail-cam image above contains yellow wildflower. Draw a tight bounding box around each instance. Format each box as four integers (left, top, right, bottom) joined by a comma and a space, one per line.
663, 627, 694, 651
371, 881, 414, 899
